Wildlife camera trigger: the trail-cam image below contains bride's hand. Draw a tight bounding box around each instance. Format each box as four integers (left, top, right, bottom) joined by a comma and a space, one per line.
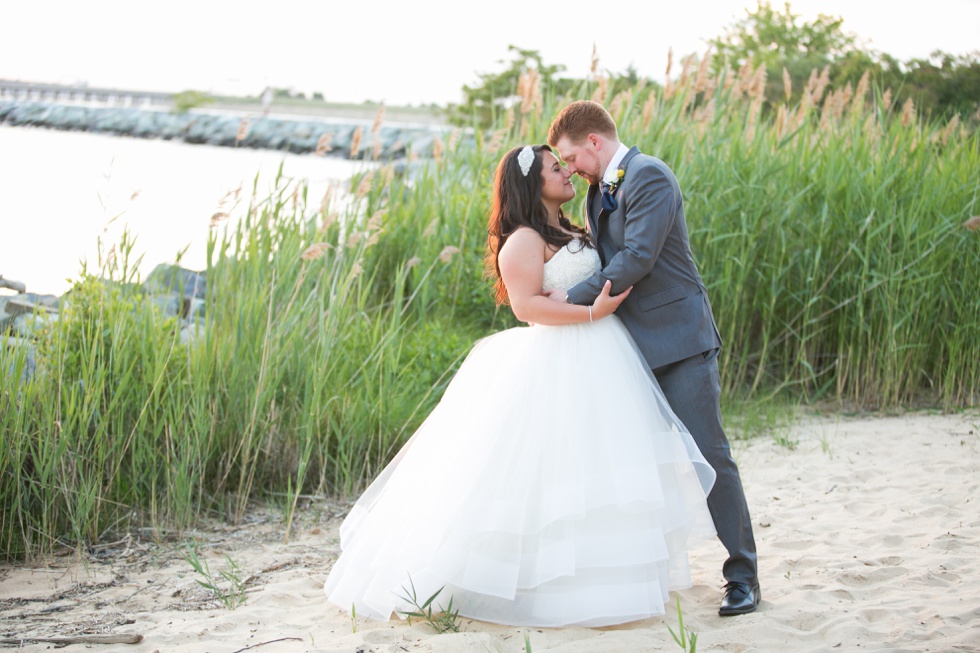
591, 280, 631, 320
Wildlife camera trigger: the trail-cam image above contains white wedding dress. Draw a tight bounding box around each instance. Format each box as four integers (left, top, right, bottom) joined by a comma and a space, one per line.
323, 240, 716, 627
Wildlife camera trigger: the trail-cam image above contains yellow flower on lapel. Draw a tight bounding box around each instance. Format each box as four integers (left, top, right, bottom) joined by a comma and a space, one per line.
607, 167, 626, 193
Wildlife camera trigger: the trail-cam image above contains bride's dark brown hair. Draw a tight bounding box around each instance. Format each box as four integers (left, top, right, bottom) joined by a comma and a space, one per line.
485, 144, 591, 305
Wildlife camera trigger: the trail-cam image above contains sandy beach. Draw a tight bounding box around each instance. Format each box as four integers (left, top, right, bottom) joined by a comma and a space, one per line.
2, 410, 977, 653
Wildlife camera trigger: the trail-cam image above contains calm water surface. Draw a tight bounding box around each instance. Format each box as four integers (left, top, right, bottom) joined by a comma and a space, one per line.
0, 125, 366, 296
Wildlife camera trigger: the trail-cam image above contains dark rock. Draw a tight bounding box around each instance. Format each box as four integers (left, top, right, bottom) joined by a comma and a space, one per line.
3, 293, 60, 316
12, 312, 57, 338
0, 276, 27, 294
143, 263, 206, 299
0, 100, 457, 160
147, 294, 183, 318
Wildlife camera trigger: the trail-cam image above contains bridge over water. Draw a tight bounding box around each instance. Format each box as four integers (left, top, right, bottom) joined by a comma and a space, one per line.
0, 80, 173, 108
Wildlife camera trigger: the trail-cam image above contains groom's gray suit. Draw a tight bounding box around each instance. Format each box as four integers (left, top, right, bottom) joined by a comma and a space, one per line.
565, 146, 758, 587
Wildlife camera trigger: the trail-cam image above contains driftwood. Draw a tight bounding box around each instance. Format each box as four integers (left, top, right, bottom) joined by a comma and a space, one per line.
0, 633, 143, 647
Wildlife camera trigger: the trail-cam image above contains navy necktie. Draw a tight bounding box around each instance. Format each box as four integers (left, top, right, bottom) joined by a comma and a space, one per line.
601, 182, 618, 212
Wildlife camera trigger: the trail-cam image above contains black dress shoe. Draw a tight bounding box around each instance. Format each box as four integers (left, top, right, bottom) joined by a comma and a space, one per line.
718, 581, 761, 616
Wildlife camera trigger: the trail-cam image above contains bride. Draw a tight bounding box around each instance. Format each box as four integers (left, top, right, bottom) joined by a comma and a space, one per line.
323, 144, 717, 628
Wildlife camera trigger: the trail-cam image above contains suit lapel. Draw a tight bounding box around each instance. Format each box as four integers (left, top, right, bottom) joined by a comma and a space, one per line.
620, 146, 641, 173
597, 146, 642, 232
587, 184, 602, 236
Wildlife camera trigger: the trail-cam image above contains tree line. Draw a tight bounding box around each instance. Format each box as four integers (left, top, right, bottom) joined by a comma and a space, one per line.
448, 1, 979, 128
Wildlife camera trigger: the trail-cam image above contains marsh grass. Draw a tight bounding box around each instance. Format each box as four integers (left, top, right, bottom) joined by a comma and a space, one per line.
396, 577, 461, 634
183, 541, 247, 609
1, 56, 977, 558
667, 595, 698, 652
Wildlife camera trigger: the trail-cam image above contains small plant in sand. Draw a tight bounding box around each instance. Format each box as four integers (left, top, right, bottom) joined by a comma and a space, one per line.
819, 432, 833, 458
667, 595, 698, 653
183, 542, 247, 609
396, 576, 461, 633
772, 430, 799, 450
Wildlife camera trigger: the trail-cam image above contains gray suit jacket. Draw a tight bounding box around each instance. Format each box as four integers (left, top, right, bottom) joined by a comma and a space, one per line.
566, 147, 722, 370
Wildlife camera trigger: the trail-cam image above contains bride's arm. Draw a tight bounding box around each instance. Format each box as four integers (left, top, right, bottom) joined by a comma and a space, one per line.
499, 229, 629, 326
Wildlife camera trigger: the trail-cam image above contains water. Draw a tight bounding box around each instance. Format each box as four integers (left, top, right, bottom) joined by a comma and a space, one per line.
0, 124, 368, 297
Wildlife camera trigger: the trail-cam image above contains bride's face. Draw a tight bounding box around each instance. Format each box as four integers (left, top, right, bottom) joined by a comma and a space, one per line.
539, 151, 576, 207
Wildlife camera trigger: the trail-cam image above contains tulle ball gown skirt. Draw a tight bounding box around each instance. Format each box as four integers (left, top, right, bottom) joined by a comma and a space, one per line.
323, 316, 716, 627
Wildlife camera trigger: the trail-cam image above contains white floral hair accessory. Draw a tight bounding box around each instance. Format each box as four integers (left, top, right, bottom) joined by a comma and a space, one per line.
517, 146, 534, 177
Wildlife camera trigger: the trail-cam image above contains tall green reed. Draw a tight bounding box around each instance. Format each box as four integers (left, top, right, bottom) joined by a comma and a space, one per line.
2, 57, 977, 558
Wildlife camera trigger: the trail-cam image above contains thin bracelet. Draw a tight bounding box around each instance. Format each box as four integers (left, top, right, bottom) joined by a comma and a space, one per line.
588, 305, 593, 323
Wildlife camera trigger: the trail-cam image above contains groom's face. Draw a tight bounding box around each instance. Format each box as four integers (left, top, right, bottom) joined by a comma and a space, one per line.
554, 134, 602, 185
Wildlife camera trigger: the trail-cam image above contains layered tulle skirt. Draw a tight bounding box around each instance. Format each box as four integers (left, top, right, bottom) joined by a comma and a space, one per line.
323, 316, 716, 627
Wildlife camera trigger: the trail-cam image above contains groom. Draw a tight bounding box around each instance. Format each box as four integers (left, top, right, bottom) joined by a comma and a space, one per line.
546, 100, 760, 616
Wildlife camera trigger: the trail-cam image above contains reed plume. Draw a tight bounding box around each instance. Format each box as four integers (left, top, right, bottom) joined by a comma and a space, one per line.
319, 184, 334, 217
439, 245, 460, 263
518, 68, 540, 115
355, 171, 374, 198
591, 76, 608, 104
851, 71, 870, 114
432, 135, 444, 164
300, 243, 331, 260
694, 50, 711, 94
678, 54, 695, 93
316, 133, 333, 155
609, 90, 631, 121
774, 105, 788, 138
803, 68, 818, 104
901, 98, 916, 127
814, 67, 831, 104
940, 115, 961, 146
236, 115, 251, 143
733, 60, 754, 97
350, 126, 363, 159
642, 91, 656, 129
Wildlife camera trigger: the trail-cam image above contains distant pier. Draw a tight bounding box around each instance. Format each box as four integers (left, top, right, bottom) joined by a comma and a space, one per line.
0, 79, 172, 109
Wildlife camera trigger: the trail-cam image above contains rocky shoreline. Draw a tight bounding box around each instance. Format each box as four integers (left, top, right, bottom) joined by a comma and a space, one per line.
0, 100, 456, 160
1, 101, 464, 382
2, 264, 207, 385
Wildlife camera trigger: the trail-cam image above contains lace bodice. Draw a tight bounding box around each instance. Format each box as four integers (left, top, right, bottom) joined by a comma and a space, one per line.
542, 239, 600, 293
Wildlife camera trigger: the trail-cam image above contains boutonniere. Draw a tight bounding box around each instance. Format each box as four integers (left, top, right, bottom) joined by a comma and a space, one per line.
606, 167, 625, 193
600, 167, 626, 212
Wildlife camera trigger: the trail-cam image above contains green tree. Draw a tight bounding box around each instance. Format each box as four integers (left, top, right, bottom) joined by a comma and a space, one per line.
171, 90, 215, 114
709, 1, 857, 104
903, 51, 980, 120
446, 46, 574, 129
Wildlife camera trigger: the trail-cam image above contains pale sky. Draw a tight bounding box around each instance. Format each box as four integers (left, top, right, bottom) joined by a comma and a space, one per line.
2, 0, 979, 106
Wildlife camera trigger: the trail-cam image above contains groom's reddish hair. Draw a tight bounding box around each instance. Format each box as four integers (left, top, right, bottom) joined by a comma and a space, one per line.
548, 100, 618, 146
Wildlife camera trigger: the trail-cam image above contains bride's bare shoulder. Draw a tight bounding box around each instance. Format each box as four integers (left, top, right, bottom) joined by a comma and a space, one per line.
499, 227, 546, 264
503, 227, 545, 248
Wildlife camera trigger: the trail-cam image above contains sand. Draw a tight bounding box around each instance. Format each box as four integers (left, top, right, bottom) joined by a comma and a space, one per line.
1, 410, 978, 653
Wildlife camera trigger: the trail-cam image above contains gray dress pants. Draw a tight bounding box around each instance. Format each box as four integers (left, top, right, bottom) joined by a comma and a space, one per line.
652, 348, 758, 586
